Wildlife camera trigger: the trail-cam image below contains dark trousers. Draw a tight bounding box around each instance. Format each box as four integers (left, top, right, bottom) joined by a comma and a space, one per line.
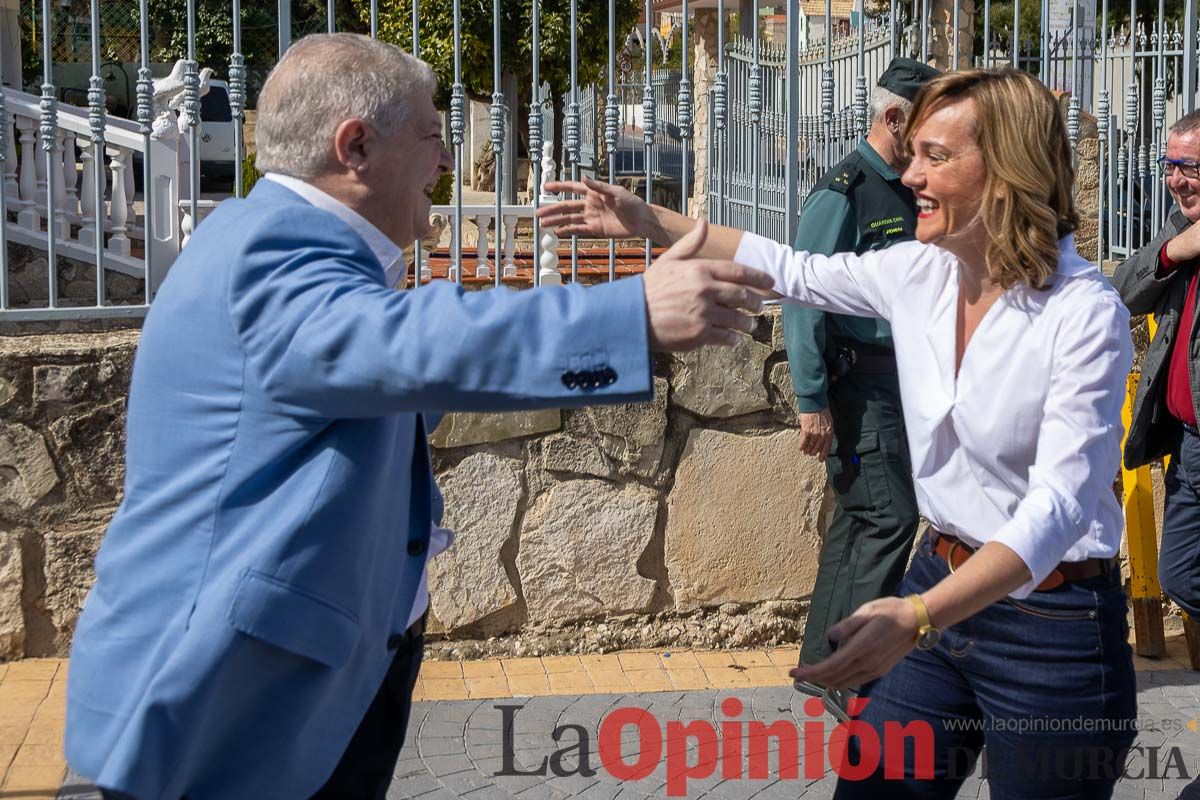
99, 626, 425, 800
832, 533, 1138, 800
1160, 427, 1200, 618
800, 366, 920, 666
310, 627, 426, 799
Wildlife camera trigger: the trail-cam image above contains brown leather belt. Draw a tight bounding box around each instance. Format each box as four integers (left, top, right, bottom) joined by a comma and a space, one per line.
929, 530, 1113, 592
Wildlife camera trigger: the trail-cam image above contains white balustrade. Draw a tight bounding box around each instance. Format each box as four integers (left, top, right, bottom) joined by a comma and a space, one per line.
124, 147, 138, 239
3, 118, 17, 206
538, 227, 561, 286
502, 215, 518, 277
2, 83, 182, 292
33, 130, 46, 210
474, 213, 491, 278
419, 246, 432, 283
78, 145, 100, 248
537, 141, 563, 286
107, 145, 130, 256
62, 131, 79, 223
180, 207, 194, 248
16, 118, 38, 230
49, 131, 68, 240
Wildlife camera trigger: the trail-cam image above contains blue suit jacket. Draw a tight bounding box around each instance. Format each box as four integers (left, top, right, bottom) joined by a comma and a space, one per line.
65, 179, 652, 799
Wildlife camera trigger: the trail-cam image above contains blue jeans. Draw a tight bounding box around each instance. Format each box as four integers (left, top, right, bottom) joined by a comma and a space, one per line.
1160, 427, 1200, 618
833, 533, 1138, 800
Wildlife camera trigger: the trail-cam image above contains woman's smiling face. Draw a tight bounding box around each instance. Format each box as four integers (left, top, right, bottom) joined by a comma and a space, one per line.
901, 97, 989, 252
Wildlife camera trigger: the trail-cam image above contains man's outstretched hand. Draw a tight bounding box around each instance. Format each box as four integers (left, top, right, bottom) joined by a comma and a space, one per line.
535, 176, 649, 240
643, 218, 774, 351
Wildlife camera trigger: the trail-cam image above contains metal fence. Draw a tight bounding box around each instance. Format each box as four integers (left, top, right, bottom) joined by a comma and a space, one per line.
0, 0, 1197, 323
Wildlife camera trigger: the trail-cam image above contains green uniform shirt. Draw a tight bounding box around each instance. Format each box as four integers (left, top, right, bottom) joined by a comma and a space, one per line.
782, 139, 916, 412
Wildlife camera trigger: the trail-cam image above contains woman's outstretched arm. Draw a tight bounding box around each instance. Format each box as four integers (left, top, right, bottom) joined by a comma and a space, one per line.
535, 177, 746, 259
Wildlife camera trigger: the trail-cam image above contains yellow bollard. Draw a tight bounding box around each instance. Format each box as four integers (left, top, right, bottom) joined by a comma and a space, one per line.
1120, 371, 1167, 657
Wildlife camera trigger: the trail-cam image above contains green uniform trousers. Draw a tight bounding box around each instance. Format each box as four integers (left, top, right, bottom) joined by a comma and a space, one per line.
799, 364, 920, 666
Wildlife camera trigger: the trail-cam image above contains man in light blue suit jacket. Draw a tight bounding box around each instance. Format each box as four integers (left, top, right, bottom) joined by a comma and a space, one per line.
64, 33, 771, 800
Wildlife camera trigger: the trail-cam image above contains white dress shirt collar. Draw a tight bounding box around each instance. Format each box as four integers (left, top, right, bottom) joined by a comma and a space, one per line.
263, 173, 406, 288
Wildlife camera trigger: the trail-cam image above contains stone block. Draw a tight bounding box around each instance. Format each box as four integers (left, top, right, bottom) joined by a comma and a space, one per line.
429, 453, 521, 630
1075, 217, 1100, 262
665, 428, 827, 610
48, 399, 126, 505
33, 361, 119, 411
430, 410, 561, 449
672, 336, 772, 419
1077, 137, 1100, 162
0, 423, 59, 510
0, 527, 22, 659
1075, 158, 1100, 193
518, 480, 659, 623
42, 524, 105, 649
542, 434, 614, 480
585, 377, 669, 478
769, 361, 798, 417
767, 306, 786, 354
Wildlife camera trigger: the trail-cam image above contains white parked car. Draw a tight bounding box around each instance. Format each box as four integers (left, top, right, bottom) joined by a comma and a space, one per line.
197, 79, 237, 185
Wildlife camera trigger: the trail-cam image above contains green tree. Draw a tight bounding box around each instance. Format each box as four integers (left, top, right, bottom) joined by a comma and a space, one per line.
355, 0, 638, 104
144, 0, 347, 75
353, 0, 640, 155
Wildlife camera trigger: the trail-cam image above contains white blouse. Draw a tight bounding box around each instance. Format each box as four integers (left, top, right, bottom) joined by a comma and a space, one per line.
736, 232, 1133, 598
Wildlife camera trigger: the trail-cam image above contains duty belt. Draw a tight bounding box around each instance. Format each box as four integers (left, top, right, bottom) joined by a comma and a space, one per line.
827, 338, 898, 382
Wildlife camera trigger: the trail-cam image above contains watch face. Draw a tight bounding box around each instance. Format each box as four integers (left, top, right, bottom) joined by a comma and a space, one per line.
915, 627, 941, 651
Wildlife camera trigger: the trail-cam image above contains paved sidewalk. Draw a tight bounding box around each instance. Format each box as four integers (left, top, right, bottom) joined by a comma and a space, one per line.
5, 636, 1200, 798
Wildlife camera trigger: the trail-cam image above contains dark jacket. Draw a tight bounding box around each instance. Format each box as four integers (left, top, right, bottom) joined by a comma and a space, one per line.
1113, 208, 1195, 468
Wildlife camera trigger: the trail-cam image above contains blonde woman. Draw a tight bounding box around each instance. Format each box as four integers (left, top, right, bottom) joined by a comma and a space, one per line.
539, 68, 1137, 799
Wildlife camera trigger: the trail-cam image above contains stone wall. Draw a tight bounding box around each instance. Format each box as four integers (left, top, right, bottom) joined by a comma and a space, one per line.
0, 308, 834, 661
0, 329, 138, 661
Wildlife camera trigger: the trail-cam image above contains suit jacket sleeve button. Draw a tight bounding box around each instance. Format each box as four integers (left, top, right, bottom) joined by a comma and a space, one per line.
408, 540, 427, 556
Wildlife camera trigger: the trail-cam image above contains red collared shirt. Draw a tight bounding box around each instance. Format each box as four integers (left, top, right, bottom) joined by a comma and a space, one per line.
1161, 242, 1200, 426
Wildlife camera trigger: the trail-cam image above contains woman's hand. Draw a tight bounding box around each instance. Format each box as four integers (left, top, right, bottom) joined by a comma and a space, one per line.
535, 176, 651, 240
788, 596, 919, 690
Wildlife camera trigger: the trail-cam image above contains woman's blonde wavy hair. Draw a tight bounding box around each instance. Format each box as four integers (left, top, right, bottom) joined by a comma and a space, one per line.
903, 68, 1078, 290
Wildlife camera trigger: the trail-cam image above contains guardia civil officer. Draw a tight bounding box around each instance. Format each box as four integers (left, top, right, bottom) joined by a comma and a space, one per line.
783, 57, 939, 721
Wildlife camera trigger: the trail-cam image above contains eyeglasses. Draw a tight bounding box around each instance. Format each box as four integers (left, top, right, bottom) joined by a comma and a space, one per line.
1157, 157, 1200, 179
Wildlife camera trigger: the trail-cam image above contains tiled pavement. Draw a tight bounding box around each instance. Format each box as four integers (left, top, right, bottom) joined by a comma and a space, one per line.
4, 637, 1200, 798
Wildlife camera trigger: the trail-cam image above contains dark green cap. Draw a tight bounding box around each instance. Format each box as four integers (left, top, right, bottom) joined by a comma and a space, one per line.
876, 57, 940, 102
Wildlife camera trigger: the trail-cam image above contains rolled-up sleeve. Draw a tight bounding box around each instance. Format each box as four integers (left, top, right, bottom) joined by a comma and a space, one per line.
991, 292, 1133, 597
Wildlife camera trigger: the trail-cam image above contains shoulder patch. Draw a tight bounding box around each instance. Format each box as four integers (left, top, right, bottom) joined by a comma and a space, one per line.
826, 164, 859, 195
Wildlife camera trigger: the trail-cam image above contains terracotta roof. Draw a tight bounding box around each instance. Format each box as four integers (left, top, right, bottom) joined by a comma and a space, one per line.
800, 1, 856, 18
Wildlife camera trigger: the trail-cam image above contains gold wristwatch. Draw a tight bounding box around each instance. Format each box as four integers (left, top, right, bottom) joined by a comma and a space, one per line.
905, 593, 941, 650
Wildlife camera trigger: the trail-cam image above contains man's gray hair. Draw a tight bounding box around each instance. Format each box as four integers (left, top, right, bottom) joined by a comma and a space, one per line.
256, 33, 438, 179
1171, 109, 1200, 138
869, 86, 912, 124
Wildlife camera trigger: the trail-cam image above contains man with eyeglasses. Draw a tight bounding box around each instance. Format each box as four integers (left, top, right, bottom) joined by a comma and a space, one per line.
1115, 108, 1200, 631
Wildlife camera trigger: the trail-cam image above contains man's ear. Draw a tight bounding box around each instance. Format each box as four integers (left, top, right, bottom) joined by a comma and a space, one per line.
331, 118, 371, 173
885, 107, 905, 136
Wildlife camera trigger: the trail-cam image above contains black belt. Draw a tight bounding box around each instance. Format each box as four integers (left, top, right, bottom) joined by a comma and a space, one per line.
1183, 422, 1200, 437
827, 338, 898, 379
847, 352, 899, 374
